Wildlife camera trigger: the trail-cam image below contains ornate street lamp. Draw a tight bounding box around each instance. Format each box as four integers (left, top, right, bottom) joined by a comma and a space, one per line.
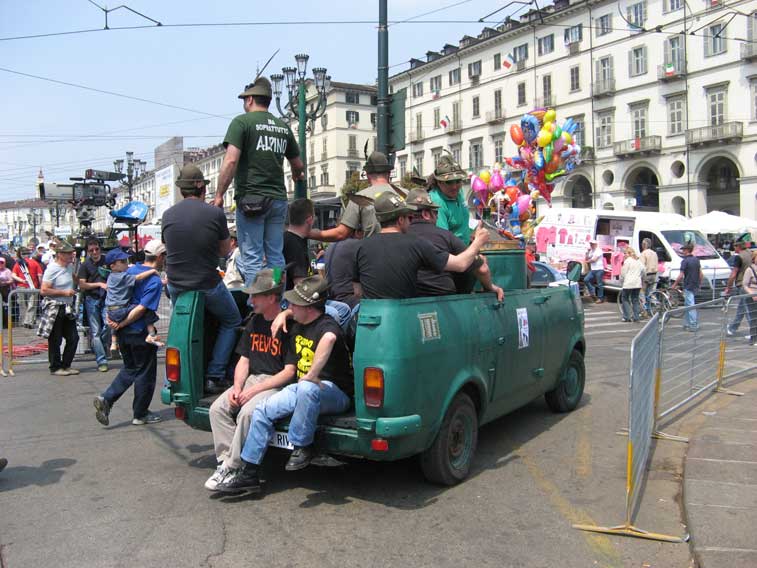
114, 152, 147, 201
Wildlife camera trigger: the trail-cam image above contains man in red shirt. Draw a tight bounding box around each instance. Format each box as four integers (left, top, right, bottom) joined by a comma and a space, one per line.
12, 246, 43, 328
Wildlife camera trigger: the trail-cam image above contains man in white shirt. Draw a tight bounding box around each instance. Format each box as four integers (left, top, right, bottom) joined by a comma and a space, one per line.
584, 239, 605, 304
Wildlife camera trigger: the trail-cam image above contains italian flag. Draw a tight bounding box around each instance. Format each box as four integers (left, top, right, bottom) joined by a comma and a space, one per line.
503, 52, 516, 69
665, 62, 675, 76
440, 115, 450, 128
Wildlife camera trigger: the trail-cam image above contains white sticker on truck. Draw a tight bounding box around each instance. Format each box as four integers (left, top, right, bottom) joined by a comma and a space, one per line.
517, 307, 529, 349
418, 312, 441, 343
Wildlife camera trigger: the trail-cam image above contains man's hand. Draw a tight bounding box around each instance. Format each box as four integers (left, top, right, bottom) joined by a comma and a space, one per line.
491, 284, 505, 302
99, 282, 108, 290
237, 385, 260, 407
106, 315, 119, 330
472, 222, 489, 247
271, 309, 292, 336
212, 195, 224, 209
228, 385, 243, 408
65, 289, 76, 297
298, 375, 322, 387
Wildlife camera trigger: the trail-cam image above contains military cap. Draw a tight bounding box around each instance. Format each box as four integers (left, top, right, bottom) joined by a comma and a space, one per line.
175, 164, 210, 189
283, 275, 329, 307
373, 188, 417, 222
244, 268, 284, 297
363, 151, 392, 174
238, 77, 273, 99
405, 188, 440, 210
57, 242, 76, 253
434, 155, 467, 182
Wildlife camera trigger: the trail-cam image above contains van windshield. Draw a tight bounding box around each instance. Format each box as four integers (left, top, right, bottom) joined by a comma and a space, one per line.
661, 230, 719, 259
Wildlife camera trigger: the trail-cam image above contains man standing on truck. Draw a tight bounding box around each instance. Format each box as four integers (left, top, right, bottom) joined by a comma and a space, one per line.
725, 238, 754, 338
639, 238, 659, 316
352, 190, 489, 300
205, 269, 295, 491
162, 164, 242, 395
672, 242, 703, 332
214, 77, 305, 287
216, 275, 352, 494
583, 239, 605, 304
406, 188, 504, 301
428, 155, 471, 244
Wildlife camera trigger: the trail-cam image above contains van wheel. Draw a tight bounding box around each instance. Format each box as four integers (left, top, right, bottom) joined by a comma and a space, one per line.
420, 392, 478, 486
545, 350, 585, 413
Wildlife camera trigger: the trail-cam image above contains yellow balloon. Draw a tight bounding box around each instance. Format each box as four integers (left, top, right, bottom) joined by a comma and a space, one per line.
544, 109, 556, 124
543, 121, 552, 131
537, 130, 552, 148
562, 132, 572, 144
531, 190, 540, 199
479, 169, 491, 184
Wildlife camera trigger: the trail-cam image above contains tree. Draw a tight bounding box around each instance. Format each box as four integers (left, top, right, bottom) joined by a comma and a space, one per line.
339, 172, 369, 207
401, 173, 427, 190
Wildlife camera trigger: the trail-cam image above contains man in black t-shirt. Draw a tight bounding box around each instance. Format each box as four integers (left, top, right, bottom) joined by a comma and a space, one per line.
352, 187, 490, 299
323, 235, 363, 308
77, 238, 111, 371
217, 276, 352, 494
283, 198, 314, 290
162, 165, 242, 393
205, 269, 295, 492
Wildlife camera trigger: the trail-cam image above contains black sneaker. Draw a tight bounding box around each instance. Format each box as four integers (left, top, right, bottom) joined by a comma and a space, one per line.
285, 445, 315, 471
216, 466, 261, 494
132, 413, 162, 425
93, 396, 111, 426
205, 379, 226, 395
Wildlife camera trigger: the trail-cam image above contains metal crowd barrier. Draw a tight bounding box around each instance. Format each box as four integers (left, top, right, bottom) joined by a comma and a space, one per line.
716, 293, 757, 388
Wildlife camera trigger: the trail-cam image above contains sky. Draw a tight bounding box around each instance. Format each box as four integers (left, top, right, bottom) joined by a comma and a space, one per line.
0, 0, 523, 202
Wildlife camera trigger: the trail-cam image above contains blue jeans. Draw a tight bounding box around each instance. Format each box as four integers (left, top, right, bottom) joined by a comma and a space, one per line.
584, 269, 604, 299
85, 295, 111, 365
728, 287, 752, 332
683, 289, 698, 330
240, 380, 351, 465
621, 288, 641, 321
235, 199, 288, 287
169, 281, 241, 380
102, 330, 157, 419
325, 299, 353, 330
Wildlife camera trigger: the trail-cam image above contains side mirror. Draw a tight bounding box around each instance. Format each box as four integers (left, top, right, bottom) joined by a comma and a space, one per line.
567, 262, 582, 283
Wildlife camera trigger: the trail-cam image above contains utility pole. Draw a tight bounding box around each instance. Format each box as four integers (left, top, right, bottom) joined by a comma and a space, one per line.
377, 0, 390, 160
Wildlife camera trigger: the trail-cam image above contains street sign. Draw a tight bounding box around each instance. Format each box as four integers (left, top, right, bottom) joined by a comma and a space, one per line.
85, 169, 124, 182
54, 226, 72, 237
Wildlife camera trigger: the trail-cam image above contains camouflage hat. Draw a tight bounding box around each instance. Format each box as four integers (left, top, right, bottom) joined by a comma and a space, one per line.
175, 164, 210, 189
373, 187, 417, 222
244, 268, 284, 297
283, 275, 329, 307
363, 151, 392, 174
405, 188, 440, 210
238, 77, 273, 99
434, 155, 467, 182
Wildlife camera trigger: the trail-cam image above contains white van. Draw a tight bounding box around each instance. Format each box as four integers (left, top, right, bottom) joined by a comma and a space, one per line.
534, 208, 731, 299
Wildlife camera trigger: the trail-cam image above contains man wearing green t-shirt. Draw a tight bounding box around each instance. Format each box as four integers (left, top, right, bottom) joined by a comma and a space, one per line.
216, 77, 305, 286
428, 155, 471, 243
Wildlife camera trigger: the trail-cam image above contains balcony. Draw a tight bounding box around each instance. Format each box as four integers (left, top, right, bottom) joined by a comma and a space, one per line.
516, 59, 526, 71
447, 119, 463, 135
580, 145, 594, 161
486, 109, 506, 124
535, 95, 554, 108
347, 148, 360, 158
568, 41, 580, 55
613, 136, 662, 158
657, 60, 686, 81
320, 152, 328, 162
685, 122, 743, 146
741, 42, 757, 61
592, 78, 615, 97
408, 128, 425, 143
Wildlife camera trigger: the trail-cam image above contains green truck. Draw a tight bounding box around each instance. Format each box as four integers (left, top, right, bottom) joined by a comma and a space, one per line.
161, 250, 585, 485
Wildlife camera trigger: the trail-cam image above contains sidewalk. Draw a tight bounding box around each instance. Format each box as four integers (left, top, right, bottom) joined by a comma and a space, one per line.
684, 378, 757, 568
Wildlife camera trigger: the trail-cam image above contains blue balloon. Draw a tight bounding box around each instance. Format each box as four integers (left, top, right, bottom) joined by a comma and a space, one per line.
520, 114, 540, 143
534, 148, 545, 170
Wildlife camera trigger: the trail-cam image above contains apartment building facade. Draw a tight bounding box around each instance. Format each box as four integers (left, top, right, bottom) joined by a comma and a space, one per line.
389, 0, 757, 219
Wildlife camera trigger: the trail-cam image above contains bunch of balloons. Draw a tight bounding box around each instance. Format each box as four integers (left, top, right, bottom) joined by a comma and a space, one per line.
505, 108, 582, 206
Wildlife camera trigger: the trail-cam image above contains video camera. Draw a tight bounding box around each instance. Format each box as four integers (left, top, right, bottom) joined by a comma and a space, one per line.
38, 180, 115, 208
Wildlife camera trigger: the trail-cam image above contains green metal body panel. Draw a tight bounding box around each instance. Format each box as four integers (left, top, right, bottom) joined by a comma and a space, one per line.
162, 251, 585, 462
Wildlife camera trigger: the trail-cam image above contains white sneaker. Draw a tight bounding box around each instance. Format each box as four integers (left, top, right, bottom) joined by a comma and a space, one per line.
204, 463, 230, 491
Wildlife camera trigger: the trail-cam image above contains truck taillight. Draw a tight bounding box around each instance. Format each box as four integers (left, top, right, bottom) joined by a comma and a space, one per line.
175, 407, 186, 420
364, 367, 384, 408
166, 347, 180, 383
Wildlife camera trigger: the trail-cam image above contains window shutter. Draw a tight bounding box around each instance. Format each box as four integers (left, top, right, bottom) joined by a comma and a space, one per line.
609, 55, 614, 79
704, 27, 711, 56
564, 28, 570, 44
642, 46, 647, 74
578, 24, 583, 41
627, 5, 633, 24
594, 59, 600, 86
642, 0, 648, 24
609, 14, 613, 33
664, 39, 672, 65
628, 50, 633, 77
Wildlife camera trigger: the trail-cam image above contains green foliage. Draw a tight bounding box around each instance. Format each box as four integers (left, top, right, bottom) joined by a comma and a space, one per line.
401, 173, 426, 190
339, 171, 370, 206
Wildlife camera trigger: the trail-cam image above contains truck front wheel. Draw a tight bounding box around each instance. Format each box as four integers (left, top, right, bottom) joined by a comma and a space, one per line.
545, 350, 585, 413
420, 392, 478, 486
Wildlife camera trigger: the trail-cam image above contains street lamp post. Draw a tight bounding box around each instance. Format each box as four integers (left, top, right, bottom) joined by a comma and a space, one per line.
113, 151, 147, 202
270, 54, 330, 199
26, 209, 42, 243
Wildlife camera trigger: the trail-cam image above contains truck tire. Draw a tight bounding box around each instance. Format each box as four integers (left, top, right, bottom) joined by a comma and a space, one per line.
545, 350, 585, 413
420, 392, 478, 486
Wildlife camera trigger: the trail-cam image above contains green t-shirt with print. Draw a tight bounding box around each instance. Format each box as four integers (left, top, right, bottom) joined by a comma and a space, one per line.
429, 186, 471, 243
223, 111, 299, 201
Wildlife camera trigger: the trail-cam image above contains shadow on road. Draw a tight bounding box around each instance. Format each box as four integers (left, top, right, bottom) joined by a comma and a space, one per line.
0, 458, 76, 493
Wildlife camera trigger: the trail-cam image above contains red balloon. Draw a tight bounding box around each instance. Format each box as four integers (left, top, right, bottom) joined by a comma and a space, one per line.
510, 124, 524, 146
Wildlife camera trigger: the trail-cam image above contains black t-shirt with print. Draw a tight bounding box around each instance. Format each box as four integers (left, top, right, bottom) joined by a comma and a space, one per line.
283, 231, 311, 291
234, 313, 287, 376
77, 256, 107, 298
285, 313, 353, 397
353, 232, 450, 299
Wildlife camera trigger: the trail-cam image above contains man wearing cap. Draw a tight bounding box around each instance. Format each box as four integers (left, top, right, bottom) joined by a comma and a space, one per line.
94, 239, 167, 426
33, 244, 46, 265
77, 238, 111, 371
162, 164, 242, 394
308, 151, 405, 243
672, 242, 703, 332
406, 188, 504, 301
38, 241, 79, 376
12, 246, 43, 328
725, 238, 754, 337
205, 269, 295, 491
215, 77, 305, 287
216, 275, 352, 493
352, 189, 489, 300
584, 239, 605, 304
428, 155, 472, 244
41, 241, 57, 267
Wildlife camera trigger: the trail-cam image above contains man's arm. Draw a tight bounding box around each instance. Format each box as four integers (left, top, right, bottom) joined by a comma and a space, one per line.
214, 144, 241, 208
218, 237, 231, 258
474, 257, 504, 302
109, 305, 147, 330
299, 332, 336, 384
228, 355, 250, 407
79, 278, 107, 292
40, 280, 75, 298
288, 156, 305, 182
352, 281, 363, 300
445, 224, 489, 273
308, 224, 354, 243
238, 364, 296, 406
134, 268, 158, 281
725, 258, 740, 292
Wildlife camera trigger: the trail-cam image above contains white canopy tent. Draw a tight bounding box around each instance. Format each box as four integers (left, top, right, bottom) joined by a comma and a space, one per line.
688, 211, 757, 239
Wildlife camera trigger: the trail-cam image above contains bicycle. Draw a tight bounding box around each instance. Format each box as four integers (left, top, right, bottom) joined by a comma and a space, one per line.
616, 277, 684, 319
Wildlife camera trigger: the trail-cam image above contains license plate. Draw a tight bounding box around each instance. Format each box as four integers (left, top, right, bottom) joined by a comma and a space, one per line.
269, 431, 294, 450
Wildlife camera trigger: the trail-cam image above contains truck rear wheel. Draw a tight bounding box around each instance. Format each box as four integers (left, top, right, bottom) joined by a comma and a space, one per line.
420, 392, 478, 486
545, 350, 585, 413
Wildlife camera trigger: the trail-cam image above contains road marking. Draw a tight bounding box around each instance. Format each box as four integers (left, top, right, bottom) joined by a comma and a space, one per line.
574, 405, 593, 480
697, 546, 757, 553
688, 502, 753, 510
688, 457, 757, 465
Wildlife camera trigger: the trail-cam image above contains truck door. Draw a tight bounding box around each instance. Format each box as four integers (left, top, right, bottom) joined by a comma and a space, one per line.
539, 286, 576, 384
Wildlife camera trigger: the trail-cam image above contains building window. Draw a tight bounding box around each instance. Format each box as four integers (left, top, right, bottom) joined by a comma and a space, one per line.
667, 96, 685, 135
596, 14, 612, 36
569, 66, 580, 91
370, 95, 378, 106
537, 34, 554, 55
596, 112, 613, 148
452, 101, 460, 127
517, 82, 526, 106
493, 53, 501, 70
627, 1, 646, 30
415, 113, 423, 138
665, 36, 684, 70
322, 137, 327, 157
571, 117, 585, 146
707, 87, 727, 125
597, 55, 614, 81
705, 23, 727, 56
430, 75, 442, 94
472, 96, 480, 118
346, 110, 359, 124
309, 169, 316, 189
451, 145, 462, 165
494, 89, 502, 117
752, 80, 757, 121
664, 0, 682, 12
628, 46, 647, 76
468, 60, 482, 78
412, 82, 424, 98
348, 135, 357, 152
432, 149, 442, 168
398, 157, 407, 179
414, 152, 424, 176
320, 170, 330, 186
321, 113, 328, 129
449, 68, 461, 86
433, 107, 440, 130
469, 141, 482, 170
370, 112, 376, 129
345, 91, 359, 104
631, 105, 647, 139
513, 43, 529, 62
542, 75, 552, 105
564, 24, 583, 44
494, 138, 504, 164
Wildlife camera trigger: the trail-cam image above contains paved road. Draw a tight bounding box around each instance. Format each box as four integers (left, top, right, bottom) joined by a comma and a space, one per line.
0, 300, 729, 567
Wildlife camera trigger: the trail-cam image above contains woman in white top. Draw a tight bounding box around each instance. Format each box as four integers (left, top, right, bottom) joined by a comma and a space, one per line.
741, 250, 757, 346
620, 246, 645, 322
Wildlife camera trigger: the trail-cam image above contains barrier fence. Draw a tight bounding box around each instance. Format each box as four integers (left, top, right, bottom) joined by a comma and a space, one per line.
718, 293, 757, 386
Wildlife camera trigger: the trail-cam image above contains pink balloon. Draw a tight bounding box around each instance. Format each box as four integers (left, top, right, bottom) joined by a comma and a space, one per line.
516, 194, 532, 213
489, 171, 505, 191
553, 136, 565, 153
471, 176, 488, 192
